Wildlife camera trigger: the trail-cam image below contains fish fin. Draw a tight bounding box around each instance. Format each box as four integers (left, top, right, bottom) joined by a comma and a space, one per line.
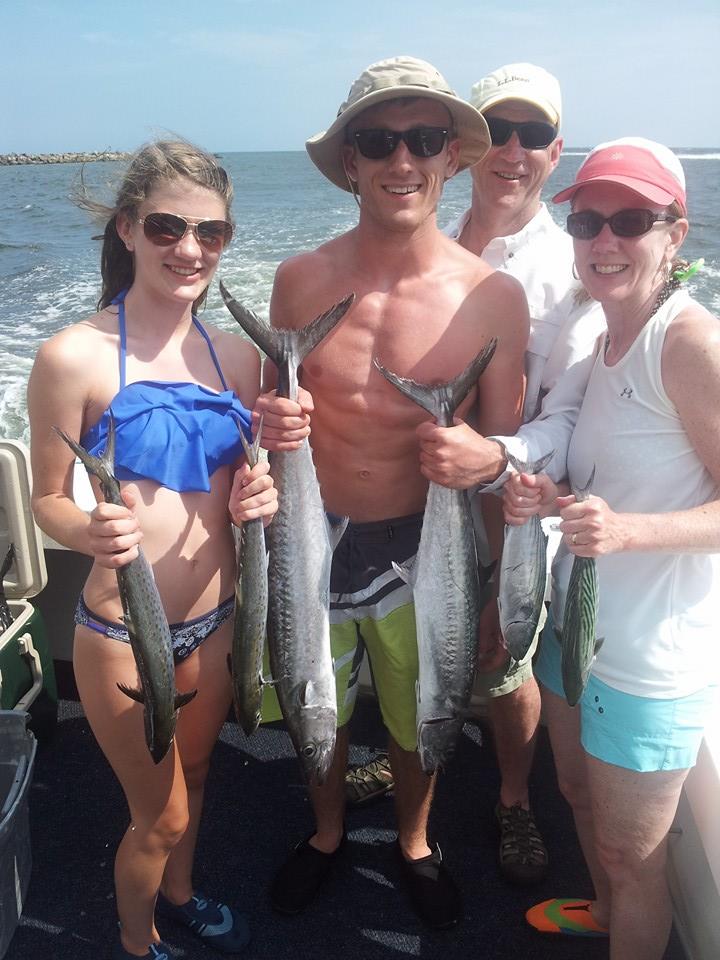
374, 340, 497, 425
117, 682, 144, 704
219, 283, 281, 360
572, 465, 596, 502
506, 448, 555, 476
54, 417, 119, 500
415, 679, 421, 704
226, 653, 232, 676
479, 559, 497, 589
292, 294, 355, 363
392, 558, 416, 586
299, 679, 322, 708
594, 636, 604, 655
175, 689, 197, 709
236, 413, 264, 467
327, 515, 349, 551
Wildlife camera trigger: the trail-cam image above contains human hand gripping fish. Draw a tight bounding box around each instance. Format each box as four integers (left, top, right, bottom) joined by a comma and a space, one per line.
373, 340, 497, 774
54, 416, 196, 763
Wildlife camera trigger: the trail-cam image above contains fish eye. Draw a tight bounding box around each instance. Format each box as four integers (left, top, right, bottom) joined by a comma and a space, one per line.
302, 744, 316, 758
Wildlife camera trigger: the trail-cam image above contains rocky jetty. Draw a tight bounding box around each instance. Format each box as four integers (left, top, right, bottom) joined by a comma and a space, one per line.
0, 151, 130, 165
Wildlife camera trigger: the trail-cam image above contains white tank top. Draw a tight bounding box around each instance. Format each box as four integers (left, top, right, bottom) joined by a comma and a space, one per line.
550, 290, 720, 698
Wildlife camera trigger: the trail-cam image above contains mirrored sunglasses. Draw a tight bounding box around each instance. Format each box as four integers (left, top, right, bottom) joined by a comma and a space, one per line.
138, 212, 233, 250
486, 117, 557, 150
566, 209, 678, 240
351, 127, 450, 160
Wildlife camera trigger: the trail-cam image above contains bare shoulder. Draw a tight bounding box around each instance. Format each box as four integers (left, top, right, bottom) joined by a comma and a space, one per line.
202, 322, 261, 401
664, 300, 720, 385
271, 233, 357, 327
663, 299, 720, 417
31, 309, 116, 380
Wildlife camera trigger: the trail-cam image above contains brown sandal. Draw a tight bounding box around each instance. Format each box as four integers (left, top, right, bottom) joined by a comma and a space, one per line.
496, 802, 548, 884
345, 754, 394, 806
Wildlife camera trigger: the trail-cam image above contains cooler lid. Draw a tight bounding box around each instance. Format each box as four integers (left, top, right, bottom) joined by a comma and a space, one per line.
0, 440, 47, 599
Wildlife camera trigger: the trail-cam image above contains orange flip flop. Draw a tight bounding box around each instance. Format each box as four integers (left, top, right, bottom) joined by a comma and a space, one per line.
526, 898, 609, 937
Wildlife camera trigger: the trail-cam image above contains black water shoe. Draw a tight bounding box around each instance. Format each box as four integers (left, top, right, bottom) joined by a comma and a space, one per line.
395, 840, 462, 929
270, 833, 346, 914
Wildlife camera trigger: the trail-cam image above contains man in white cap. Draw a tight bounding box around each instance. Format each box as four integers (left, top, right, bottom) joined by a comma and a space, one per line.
432, 63, 605, 885
349, 62, 606, 886
254, 56, 529, 929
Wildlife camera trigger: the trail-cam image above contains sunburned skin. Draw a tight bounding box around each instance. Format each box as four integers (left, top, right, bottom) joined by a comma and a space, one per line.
266, 233, 527, 522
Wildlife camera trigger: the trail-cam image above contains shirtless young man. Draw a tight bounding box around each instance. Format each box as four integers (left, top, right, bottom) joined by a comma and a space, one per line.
256, 57, 529, 929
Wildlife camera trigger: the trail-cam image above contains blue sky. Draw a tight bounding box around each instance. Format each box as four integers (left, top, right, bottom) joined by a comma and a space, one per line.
4, 0, 719, 153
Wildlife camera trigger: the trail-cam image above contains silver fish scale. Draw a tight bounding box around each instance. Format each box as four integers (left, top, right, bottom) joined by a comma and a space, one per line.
498, 514, 547, 662
265, 442, 337, 782
414, 484, 480, 746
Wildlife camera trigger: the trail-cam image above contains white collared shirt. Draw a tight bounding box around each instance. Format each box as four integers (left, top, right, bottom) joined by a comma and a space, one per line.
444, 204, 606, 484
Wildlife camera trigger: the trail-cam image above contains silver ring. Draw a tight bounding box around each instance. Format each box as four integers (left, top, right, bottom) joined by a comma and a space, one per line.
571, 533, 578, 545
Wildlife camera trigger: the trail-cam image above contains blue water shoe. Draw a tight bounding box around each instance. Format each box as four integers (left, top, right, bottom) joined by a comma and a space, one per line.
157, 891, 250, 953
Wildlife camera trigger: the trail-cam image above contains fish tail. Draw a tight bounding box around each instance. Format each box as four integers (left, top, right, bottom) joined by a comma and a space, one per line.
236, 413, 264, 468
219, 282, 281, 359
506, 448, 555, 476
572, 465, 596, 502
54, 414, 119, 495
374, 338, 497, 426
220, 282, 354, 400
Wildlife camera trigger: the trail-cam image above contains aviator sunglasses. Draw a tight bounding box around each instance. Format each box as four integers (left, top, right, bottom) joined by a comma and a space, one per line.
486, 117, 557, 150
137, 212, 233, 250
566, 209, 678, 240
351, 127, 450, 160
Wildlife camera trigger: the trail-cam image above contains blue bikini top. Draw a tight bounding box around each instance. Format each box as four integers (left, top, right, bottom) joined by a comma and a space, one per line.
81, 291, 252, 493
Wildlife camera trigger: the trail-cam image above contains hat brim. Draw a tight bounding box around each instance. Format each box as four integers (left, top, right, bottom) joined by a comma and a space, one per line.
476, 92, 559, 126
552, 175, 677, 208
306, 87, 491, 191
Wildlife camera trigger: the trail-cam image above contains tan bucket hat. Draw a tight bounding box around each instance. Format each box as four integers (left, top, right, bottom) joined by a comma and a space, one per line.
306, 56, 491, 191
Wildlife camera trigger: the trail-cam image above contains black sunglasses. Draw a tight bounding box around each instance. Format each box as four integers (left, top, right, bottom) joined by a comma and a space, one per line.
486, 117, 557, 150
138, 212, 233, 250
351, 127, 450, 160
566, 209, 678, 240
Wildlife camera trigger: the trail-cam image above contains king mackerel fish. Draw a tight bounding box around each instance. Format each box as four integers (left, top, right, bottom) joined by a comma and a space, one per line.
220, 281, 354, 785
561, 467, 603, 706
498, 449, 555, 664
374, 339, 497, 774
55, 417, 196, 763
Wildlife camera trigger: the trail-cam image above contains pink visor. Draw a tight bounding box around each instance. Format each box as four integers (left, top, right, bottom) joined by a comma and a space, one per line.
553, 142, 686, 214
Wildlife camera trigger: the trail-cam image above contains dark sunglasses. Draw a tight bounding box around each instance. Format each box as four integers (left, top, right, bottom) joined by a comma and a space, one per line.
566, 209, 678, 240
351, 127, 449, 160
486, 117, 557, 150
137, 212, 233, 250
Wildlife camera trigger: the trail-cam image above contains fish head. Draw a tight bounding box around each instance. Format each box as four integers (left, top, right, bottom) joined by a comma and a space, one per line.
417, 716, 462, 774
295, 705, 337, 785
501, 620, 537, 663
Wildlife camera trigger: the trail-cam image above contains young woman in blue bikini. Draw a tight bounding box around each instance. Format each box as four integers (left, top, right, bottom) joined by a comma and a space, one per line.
28, 140, 276, 959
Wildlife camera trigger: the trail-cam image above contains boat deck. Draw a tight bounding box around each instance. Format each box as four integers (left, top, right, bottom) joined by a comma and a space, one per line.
6, 694, 688, 959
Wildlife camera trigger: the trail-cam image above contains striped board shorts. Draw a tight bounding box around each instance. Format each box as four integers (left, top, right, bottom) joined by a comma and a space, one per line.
260, 512, 423, 750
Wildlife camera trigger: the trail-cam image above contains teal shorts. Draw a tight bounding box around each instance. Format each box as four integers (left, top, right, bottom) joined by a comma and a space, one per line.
261, 513, 423, 751
535, 609, 718, 772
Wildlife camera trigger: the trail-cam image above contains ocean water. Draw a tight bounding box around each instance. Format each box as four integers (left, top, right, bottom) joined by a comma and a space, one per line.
1, 149, 718, 444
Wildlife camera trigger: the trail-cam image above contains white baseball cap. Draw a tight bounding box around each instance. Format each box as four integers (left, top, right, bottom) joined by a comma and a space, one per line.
470, 63, 561, 127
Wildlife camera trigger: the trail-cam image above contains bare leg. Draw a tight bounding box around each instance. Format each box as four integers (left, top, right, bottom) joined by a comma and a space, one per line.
160, 619, 234, 903
586, 755, 688, 960
541, 683, 611, 924
74, 628, 188, 956
389, 735, 434, 860
488, 674, 541, 808
308, 725, 349, 853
